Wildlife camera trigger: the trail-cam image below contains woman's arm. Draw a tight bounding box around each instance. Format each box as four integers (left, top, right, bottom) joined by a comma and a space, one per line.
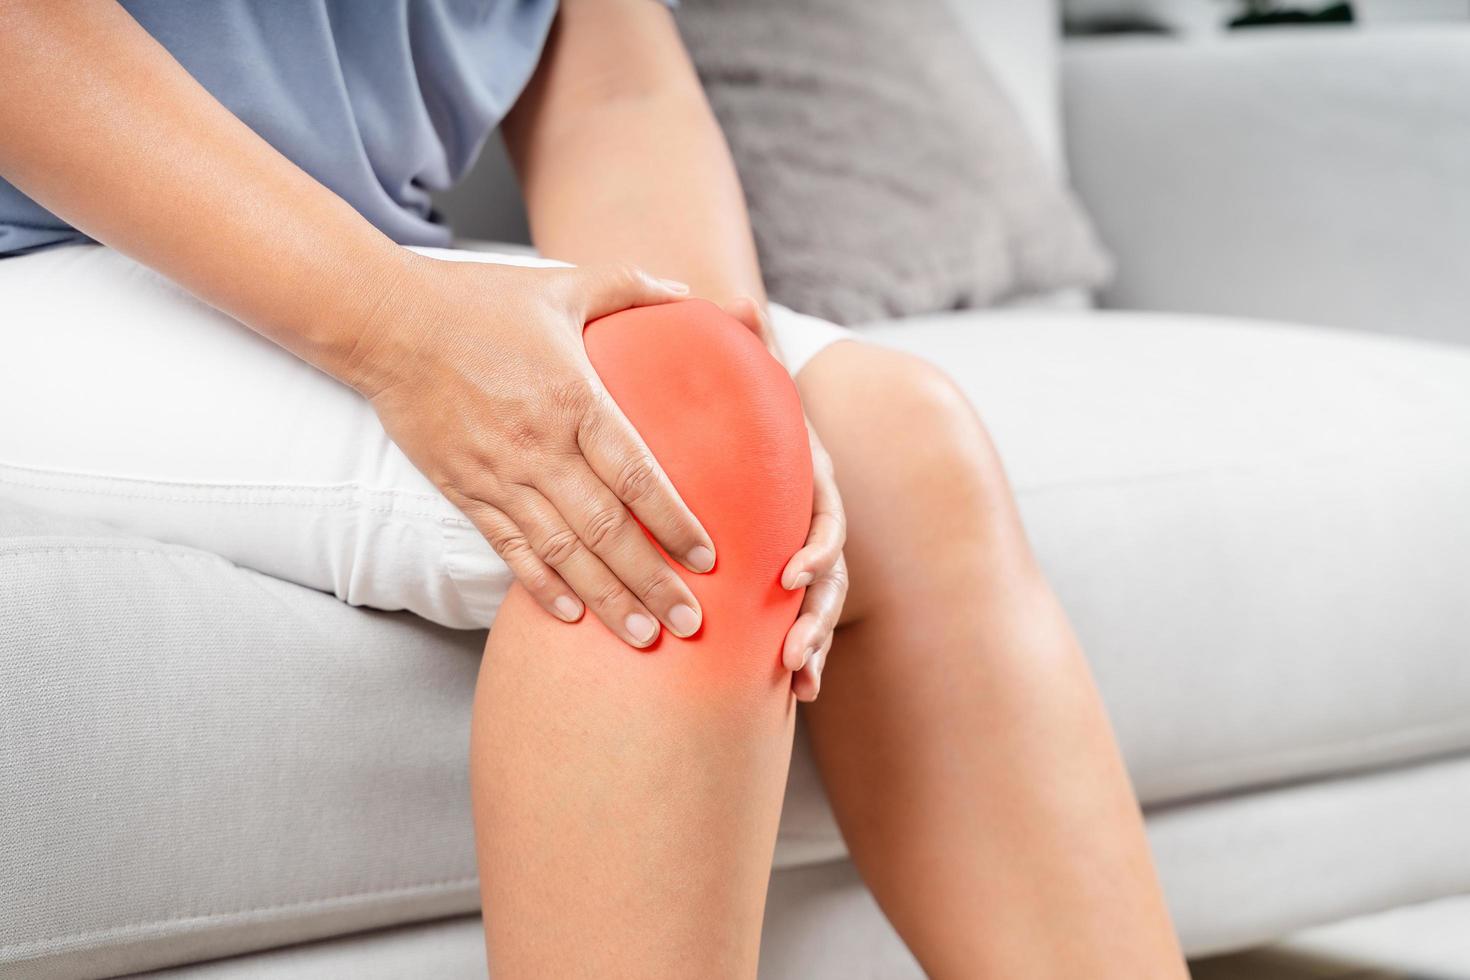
502, 0, 764, 309
0, 0, 719, 648
503, 0, 848, 698
0, 0, 403, 371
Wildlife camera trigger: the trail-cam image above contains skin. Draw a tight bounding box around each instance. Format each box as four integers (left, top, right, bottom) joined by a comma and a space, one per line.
0, 0, 1188, 977
798, 342, 1186, 977
502, 1, 847, 698
474, 299, 812, 977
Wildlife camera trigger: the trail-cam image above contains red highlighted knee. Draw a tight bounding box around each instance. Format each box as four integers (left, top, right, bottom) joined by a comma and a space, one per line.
582, 299, 813, 679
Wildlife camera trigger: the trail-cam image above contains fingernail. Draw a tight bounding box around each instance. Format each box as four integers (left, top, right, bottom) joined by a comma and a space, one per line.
625, 612, 658, 645
669, 603, 701, 637
553, 596, 582, 622
813, 647, 828, 679
687, 545, 716, 573
789, 571, 813, 590
799, 646, 815, 671
658, 277, 690, 294
783, 644, 810, 672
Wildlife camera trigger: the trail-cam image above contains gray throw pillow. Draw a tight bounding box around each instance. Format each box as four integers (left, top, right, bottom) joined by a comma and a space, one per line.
677, 0, 1112, 325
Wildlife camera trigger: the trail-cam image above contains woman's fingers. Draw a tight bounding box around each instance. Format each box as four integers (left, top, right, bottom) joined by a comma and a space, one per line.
781, 430, 845, 589
361, 258, 723, 643
458, 498, 583, 624
506, 485, 673, 649
538, 454, 705, 640
577, 386, 717, 574
563, 264, 717, 575
781, 554, 848, 673
792, 633, 833, 703
722, 295, 776, 347
573, 262, 689, 321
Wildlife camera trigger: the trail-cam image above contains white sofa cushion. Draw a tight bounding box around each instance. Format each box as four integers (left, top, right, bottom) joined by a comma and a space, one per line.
1063, 28, 1470, 344
877, 308, 1470, 806
0, 507, 487, 979
782, 307, 1470, 859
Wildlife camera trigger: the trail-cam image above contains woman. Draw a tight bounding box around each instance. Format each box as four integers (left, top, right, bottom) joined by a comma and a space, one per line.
0, 1, 1186, 976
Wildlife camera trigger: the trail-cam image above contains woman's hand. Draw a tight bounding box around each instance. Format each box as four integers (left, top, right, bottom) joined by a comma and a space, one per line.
349, 254, 717, 648
725, 298, 849, 702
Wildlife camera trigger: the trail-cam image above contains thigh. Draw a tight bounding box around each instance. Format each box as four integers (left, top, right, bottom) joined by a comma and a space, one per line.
0, 244, 545, 627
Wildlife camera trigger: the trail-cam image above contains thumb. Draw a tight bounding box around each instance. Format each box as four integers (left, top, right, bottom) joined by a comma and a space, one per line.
576, 263, 690, 322
723, 296, 773, 341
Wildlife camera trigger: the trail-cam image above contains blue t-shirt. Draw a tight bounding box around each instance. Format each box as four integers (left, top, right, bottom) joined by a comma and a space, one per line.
0, 0, 559, 256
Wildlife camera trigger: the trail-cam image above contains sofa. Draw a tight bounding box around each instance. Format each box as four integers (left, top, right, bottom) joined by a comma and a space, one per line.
4, 3, 1469, 977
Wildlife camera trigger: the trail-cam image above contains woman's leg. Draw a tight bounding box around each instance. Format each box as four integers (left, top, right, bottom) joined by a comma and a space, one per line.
470, 301, 812, 977
796, 342, 1187, 979
0, 244, 571, 630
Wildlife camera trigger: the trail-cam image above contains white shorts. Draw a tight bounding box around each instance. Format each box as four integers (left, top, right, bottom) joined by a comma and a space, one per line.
0, 244, 853, 628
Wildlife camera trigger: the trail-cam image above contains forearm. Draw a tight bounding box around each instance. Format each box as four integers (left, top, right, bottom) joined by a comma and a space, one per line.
503, 0, 764, 309
0, 0, 407, 386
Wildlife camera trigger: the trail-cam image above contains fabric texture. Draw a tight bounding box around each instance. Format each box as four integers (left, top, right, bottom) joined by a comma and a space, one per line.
780, 756, 1470, 966
0, 244, 850, 630
861, 310, 1470, 806
1063, 28, 1470, 346
676, 0, 1110, 325
0, 505, 486, 980
0, 0, 559, 256
113, 760, 1470, 977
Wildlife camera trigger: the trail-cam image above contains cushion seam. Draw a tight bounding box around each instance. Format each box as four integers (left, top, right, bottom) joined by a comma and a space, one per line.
0, 543, 235, 562
0, 876, 480, 959
1144, 715, 1470, 802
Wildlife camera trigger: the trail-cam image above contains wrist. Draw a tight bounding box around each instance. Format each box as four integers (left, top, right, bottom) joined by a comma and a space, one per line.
307, 243, 429, 398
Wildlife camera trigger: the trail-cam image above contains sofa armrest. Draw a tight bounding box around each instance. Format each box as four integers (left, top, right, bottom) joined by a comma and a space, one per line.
1062, 28, 1470, 345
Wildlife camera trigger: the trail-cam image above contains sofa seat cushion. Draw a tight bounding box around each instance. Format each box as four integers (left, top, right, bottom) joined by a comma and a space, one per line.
0, 506, 854, 977
778, 307, 1470, 863
0, 507, 488, 979
870, 309, 1470, 806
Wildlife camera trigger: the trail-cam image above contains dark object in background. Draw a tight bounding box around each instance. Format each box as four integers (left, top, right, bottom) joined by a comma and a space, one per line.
1231, 1, 1354, 27
1066, 18, 1172, 34
676, 0, 1110, 326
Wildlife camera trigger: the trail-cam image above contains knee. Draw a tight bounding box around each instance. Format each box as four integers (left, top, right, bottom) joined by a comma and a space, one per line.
584, 299, 812, 563
804, 343, 1002, 502
796, 344, 1035, 619
584, 299, 812, 681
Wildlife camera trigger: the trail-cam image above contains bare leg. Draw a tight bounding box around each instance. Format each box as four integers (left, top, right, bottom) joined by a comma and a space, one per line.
469, 302, 811, 978
797, 343, 1187, 979
471, 589, 792, 978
